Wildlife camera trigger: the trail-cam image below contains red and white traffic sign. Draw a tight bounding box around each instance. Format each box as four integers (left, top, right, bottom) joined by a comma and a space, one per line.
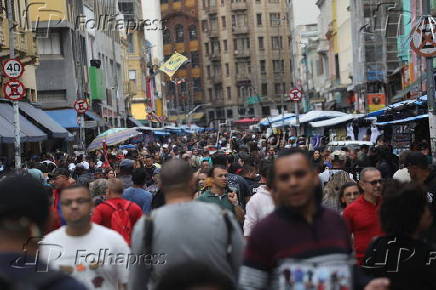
2, 59, 24, 79
289, 88, 303, 102
73, 99, 90, 114
3, 80, 26, 101
410, 17, 436, 57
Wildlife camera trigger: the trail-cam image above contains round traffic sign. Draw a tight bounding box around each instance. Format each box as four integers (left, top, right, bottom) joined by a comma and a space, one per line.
3, 80, 26, 101
3, 59, 24, 79
289, 88, 303, 102
410, 17, 436, 57
73, 99, 90, 114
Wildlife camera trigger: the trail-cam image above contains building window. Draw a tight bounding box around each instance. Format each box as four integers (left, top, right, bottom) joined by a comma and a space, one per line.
270, 13, 280, 26
269, 0, 279, 3
202, 20, 208, 31
272, 36, 283, 49
273, 60, 284, 72
163, 29, 171, 44
193, 78, 202, 91
335, 53, 340, 80
223, 40, 228, 52
227, 87, 231, 100
258, 37, 264, 50
207, 65, 211, 79
191, 51, 200, 67
37, 32, 62, 55
208, 88, 213, 100
256, 14, 262, 25
262, 106, 270, 117
227, 109, 233, 118
225, 63, 229, 76
260, 60, 266, 73
189, 25, 197, 40
233, 39, 238, 50
221, 0, 224, 6
248, 107, 255, 116
205, 43, 209, 54
261, 83, 267, 95
255, 0, 260, 2
274, 83, 283, 94
221, 16, 226, 29
175, 24, 184, 42
209, 110, 215, 120
238, 107, 246, 116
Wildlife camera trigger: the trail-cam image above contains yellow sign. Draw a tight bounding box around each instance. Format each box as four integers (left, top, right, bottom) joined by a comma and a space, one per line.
159, 53, 188, 78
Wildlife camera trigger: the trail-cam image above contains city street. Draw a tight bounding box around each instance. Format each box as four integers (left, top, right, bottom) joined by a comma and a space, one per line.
0, 0, 435, 290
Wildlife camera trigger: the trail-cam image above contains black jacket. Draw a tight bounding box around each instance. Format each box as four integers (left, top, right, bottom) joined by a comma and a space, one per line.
423, 167, 436, 246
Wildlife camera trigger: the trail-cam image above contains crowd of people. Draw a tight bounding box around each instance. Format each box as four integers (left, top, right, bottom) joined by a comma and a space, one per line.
0, 130, 435, 290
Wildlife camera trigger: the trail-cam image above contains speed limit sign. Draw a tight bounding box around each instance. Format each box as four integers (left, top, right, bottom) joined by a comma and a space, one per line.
2, 59, 24, 79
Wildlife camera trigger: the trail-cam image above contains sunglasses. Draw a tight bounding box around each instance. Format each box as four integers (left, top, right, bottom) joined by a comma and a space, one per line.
365, 179, 383, 186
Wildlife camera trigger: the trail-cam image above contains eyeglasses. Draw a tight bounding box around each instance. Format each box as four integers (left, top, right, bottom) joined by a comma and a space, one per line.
60, 198, 91, 207
365, 179, 383, 186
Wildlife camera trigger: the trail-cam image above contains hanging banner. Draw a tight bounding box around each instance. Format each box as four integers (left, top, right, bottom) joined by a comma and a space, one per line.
367, 94, 386, 112
159, 53, 188, 78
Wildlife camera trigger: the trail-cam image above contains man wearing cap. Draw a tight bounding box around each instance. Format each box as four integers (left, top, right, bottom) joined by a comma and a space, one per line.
50, 168, 74, 226
405, 151, 436, 245
119, 159, 134, 189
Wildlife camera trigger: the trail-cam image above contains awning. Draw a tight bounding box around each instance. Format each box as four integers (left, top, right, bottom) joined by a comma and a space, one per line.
168, 112, 205, 122
128, 117, 144, 127
367, 95, 427, 117
85, 111, 104, 124
18, 102, 70, 138
310, 114, 364, 128
45, 109, 78, 129
259, 113, 295, 126
0, 103, 47, 142
287, 111, 347, 126
375, 114, 428, 126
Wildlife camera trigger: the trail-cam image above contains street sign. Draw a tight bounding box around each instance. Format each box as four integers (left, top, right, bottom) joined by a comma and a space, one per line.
289, 88, 303, 102
410, 16, 436, 57
3, 80, 26, 101
2, 59, 24, 79
73, 99, 90, 114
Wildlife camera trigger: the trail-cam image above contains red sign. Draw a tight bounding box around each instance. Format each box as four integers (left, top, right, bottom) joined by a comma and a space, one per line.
3, 80, 26, 101
73, 99, 90, 114
2, 59, 24, 79
289, 88, 303, 102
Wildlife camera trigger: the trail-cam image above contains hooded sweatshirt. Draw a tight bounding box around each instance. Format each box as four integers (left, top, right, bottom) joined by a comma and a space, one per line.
243, 185, 274, 237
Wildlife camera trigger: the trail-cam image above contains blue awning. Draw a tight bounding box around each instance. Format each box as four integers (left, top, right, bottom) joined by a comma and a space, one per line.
0, 102, 47, 142
128, 117, 144, 127
375, 114, 429, 126
45, 109, 78, 129
85, 111, 103, 123
367, 95, 428, 117
18, 102, 70, 138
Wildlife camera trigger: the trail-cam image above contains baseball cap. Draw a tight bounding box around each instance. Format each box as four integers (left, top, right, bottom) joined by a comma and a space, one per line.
119, 158, 134, 169
48, 168, 70, 179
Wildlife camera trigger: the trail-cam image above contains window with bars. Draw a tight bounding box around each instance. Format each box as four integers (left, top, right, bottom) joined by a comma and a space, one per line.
258, 37, 264, 49
189, 25, 197, 40
256, 14, 262, 26
260, 60, 266, 73
272, 36, 283, 49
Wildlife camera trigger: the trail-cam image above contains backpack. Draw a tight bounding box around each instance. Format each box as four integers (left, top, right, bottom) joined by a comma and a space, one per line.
104, 200, 133, 245
322, 170, 354, 212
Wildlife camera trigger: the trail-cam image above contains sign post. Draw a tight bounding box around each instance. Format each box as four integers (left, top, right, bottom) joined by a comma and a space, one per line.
411, 4, 436, 162
289, 88, 303, 135
74, 99, 90, 151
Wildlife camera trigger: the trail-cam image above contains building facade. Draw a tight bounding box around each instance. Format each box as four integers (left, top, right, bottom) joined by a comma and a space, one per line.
199, 0, 294, 127
160, 0, 204, 125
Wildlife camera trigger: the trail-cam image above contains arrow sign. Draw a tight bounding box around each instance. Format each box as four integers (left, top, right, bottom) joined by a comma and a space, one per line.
3, 80, 26, 101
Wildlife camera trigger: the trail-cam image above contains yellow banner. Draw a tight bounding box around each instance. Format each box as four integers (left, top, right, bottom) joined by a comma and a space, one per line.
159, 53, 188, 78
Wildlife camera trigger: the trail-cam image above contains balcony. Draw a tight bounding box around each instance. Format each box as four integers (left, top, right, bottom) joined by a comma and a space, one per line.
231, 2, 248, 10
204, 5, 218, 14
211, 74, 222, 84
234, 49, 250, 58
235, 73, 250, 82
232, 25, 249, 34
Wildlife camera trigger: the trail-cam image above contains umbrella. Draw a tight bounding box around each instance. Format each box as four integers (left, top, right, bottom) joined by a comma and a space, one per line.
87, 128, 142, 151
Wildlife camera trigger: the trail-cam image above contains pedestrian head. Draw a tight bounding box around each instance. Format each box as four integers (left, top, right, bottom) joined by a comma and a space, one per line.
119, 159, 134, 175
380, 180, 432, 237
200, 159, 210, 171
107, 168, 116, 179
89, 179, 108, 198
268, 148, 319, 210
132, 168, 147, 187
339, 182, 361, 209
330, 150, 347, 168
49, 168, 71, 190
144, 155, 154, 168
404, 151, 430, 183
359, 168, 382, 199
106, 178, 124, 198
160, 159, 195, 197
60, 184, 93, 227
208, 165, 228, 190
0, 174, 50, 253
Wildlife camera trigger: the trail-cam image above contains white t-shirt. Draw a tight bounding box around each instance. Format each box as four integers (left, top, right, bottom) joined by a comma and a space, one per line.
81, 161, 90, 170
40, 224, 129, 290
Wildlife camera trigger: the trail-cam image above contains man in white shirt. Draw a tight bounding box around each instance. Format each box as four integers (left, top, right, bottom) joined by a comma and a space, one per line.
41, 185, 129, 290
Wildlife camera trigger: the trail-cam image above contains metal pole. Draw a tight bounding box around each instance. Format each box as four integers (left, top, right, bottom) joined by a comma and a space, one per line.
423, 0, 436, 162
80, 114, 85, 150
7, 0, 20, 168
295, 101, 300, 135
174, 80, 179, 125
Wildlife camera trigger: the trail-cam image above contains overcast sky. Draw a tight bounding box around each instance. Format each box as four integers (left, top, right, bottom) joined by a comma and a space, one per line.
293, 0, 320, 26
